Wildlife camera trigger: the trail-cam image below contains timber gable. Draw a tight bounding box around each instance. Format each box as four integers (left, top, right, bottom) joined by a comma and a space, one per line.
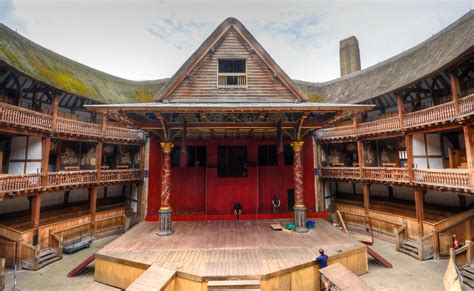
155, 17, 307, 103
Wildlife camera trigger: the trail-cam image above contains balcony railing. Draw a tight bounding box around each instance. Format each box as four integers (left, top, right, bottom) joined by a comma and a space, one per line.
0, 102, 52, 131
0, 169, 143, 197
363, 167, 409, 182
0, 102, 144, 142
357, 116, 400, 136
320, 167, 360, 179
56, 117, 102, 138
413, 168, 470, 189
404, 101, 455, 128
320, 166, 472, 190
316, 94, 474, 140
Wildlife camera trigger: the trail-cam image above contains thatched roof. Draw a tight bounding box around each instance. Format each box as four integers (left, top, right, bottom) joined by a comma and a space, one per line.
299, 10, 474, 104
0, 24, 168, 104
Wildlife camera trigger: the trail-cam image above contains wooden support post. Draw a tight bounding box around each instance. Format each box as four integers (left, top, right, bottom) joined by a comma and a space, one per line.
31, 194, 41, 246
51, 95, 59, 132
352, 116, 358, 135
450, 73, 460, 117
397, 95, 404, 128
362, 183, 370, 214
41, 137, 51, 186
158, 142, 174, 236
357, 140, 364, 178
405, 134, 414, 182
463, 125, 474, 188
291, 140, 308, 233
90, 187, 97, 234
96, 142, 103, 181
414, 189, 424, 238
54, 140, 61, 172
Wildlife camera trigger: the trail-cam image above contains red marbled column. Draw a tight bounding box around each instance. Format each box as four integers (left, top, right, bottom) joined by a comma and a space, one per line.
160, 142, 173, 209
292, 141, 304, 207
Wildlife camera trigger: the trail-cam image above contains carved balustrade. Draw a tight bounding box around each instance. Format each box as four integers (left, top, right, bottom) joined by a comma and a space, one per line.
459, 94, 474, 116
317, 94, 474, 141
320, 167, 360, 179
0, 102, 52, 131
357, 116, 400, 136
105, 126, 145, 141
404, 101, 455, 128
56, 117, 102, 138
316, 125, 355, 140
0, 102, 144, 142
413, 168, 471, 189
101, 169, 142, 182
0, 173, 42, 193
363, 167, 409, 182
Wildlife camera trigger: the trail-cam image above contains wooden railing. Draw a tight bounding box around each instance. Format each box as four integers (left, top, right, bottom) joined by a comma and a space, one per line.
316, 94, 474, 140
0, 102, 52, 131
49, 232, 63, 259
459, 94, 474, 116
357, 116, 400, 136
320, 167, 360, 179
0, 173, 42, 193
105, 126, 144, 141
421, 233, 436, 260
394, 224, 407, 251
451, 240, 473, 268
47, 170, 97, 187
218, 73, 247, 87
413, 168, 470, 189
404, 101, 455, 128
0, 169, 143, 196
316, 125, 355, 140
363, 167, 409, 182
0, 102, 144, 142
320, 166, 472, 190
101, 169, 142, 182
56, 117, 102, 137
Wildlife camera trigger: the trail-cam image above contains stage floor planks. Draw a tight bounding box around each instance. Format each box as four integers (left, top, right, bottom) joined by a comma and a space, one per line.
97, 218, 366, 282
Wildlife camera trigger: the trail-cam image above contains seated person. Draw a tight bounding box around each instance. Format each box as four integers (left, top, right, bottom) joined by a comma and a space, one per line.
272, 195, 281, 213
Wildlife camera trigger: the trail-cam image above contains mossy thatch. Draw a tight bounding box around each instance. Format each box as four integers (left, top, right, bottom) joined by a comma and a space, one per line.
0, 24, 168, 104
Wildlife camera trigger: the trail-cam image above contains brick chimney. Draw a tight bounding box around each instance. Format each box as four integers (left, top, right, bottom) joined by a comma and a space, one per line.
339, 36, 361, 76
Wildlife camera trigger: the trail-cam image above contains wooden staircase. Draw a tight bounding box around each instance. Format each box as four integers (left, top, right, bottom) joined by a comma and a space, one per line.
207, 280, 261, 290
398, 240, 420, 258
461, 264, 474, 289
22, 248, 61, 270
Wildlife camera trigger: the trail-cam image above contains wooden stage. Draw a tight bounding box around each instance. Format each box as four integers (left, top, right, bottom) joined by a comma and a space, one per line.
95, 219, 368, 290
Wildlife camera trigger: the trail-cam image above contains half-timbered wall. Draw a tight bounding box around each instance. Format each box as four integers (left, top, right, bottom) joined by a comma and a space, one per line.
166, 28, 297, 103
8, 136, 42, 174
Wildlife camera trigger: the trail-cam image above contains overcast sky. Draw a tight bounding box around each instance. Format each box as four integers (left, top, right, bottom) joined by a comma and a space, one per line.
1, 0, 472, 82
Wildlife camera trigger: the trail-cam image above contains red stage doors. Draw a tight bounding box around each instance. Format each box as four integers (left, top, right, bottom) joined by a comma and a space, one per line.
147, 138, 316, 218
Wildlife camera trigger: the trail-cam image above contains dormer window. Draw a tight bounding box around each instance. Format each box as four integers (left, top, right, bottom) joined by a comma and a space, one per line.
218, 59, 246, 88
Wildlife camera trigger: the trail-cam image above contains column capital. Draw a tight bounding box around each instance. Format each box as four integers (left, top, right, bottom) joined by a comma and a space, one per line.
291, 141, 304, 153
160, 142, 174, 154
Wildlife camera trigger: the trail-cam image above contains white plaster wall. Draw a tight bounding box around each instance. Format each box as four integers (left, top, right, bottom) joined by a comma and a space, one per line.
68, 188, 89, 203
370, 184, 389, 197
413, 134, 425, 156
107, 185, 123, 197
27, 137, 42, 159
324, 182, 332, 210
131, 184, 137, 213
425, 190, 459, 207
392, 187, 414, 201
0, 198, 29, 214
42, 191, 64, 207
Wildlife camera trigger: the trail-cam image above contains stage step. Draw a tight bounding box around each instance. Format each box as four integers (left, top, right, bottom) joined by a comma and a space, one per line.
207, 279, 260, 290
398, 240, 419, 259
22, 248, 61, 270
461, 264, 474, 289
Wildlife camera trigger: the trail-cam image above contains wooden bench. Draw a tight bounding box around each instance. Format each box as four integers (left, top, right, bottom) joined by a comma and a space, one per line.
320, 263, 374, 291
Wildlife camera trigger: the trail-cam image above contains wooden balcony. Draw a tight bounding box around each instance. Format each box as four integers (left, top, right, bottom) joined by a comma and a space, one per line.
316, 94, 474, 141
320, 166, 472, 192
0, 102, 144, 143
0, 169, 143, 200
